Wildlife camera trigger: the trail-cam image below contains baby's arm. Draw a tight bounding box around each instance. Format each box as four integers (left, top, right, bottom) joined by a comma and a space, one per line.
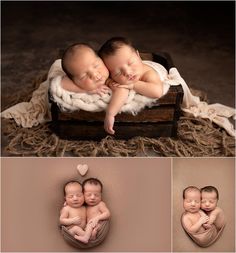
59, 207, 81, 226
207, 209, 219, 225
117, 70, 163, 98
207, 207, 226, 230
88, 202, 111, 228
133, 71, 163, 98
183, 213, 209, 233
61, 76, 86, 93
105, 86, 129, 135
61, 76, 109, 95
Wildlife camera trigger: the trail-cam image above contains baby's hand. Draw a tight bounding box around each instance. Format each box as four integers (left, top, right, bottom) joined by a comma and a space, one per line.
104, 114, 115, 135
71, 216, 81, 225
88, 85, 110, 96
203, 223, 212, 229
106, 79, 121, 91
88, 217, 99, 228
199, 215, 209, 225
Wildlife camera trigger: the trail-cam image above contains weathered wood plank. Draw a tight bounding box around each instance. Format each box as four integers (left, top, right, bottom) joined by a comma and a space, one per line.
50, 121, 175, 140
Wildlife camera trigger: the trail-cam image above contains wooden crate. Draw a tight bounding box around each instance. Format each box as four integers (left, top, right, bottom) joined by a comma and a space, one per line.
49, 53, 184, 140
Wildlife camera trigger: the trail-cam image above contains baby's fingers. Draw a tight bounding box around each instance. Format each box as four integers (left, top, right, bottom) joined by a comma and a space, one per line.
104, 124, 115, 135
100, 87, 110, 93
116, 84, 129, 89
112, 82, 120, 87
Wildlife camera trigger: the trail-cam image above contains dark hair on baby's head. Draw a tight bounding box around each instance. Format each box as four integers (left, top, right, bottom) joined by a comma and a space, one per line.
61, 42, 95, 79
183, 186, 200, 199
63, 180, 82, 196
82, 177, 103, 193
200, 186, 219, 200
98, 37, 135, 59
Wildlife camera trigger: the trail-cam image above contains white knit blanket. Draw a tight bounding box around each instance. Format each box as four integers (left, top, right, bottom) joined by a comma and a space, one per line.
1, 59, 235, 137
49, 60, 170, 115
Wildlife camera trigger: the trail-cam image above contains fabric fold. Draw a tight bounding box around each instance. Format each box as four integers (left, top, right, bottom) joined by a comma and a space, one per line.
181, 212, 225, 247
60, 220, 110, 249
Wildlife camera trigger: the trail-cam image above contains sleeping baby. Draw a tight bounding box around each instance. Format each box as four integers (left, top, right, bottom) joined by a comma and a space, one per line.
59, 180, 93, 243
182, 186, 209, 233
200, 186, 226, 231
81, 178, 111, 242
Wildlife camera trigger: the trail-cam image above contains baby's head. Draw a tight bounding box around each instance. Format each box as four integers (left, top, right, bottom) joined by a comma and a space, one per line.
183, 186, 201, 213
62, 43, 109, 91
64, 180, 84, 208
98, 37, 143, 85
200, 186, 219, 212
82, 178, 103, 206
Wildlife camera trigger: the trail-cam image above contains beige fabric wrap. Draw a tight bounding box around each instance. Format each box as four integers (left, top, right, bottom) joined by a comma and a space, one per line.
181, 212, 225, 247
61, 219, 110, 249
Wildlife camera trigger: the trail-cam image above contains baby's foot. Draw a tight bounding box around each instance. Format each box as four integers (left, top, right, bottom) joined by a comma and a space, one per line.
74, 235, 89, 244
203, 223, 212, 229
90, 233, 96, 241
90, 228, 98, 241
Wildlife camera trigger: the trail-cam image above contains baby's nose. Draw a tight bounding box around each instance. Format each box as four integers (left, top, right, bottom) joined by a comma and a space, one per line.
126, 73, 133, 78
124, 70, 132, 77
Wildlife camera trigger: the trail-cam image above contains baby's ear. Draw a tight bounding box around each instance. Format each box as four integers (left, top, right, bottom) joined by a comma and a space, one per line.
136, 50, 142, 60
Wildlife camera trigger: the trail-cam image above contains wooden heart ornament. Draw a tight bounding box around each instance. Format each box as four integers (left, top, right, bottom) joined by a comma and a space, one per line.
77, 164, 89, 176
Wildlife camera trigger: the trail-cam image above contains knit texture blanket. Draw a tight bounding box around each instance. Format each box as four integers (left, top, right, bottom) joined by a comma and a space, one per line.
1, 59, 235, 137
49, 60, 170, 114
181, 213, 225, 248
61, 220, 110, 249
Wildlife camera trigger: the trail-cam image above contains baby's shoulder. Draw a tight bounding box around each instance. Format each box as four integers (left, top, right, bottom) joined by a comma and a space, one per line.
182, 211, 191, 217
60, 205, 70, 213
182, 212, 195, 221
98, 200, 105, 206
182, 212, 192, 224
141, 64, 161, 82
97, 201, 108, 208
213, 206, 223, 214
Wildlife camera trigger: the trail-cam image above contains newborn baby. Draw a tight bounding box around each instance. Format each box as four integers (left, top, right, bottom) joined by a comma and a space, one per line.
200, 186, 226, 231
182, 186, 209, 233
59, 181, 88, 241
81, 178, 111, 242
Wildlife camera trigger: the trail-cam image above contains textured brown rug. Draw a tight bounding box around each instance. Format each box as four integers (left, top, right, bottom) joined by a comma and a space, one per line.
1, 75, 235, 157
2, 115, 235, 157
